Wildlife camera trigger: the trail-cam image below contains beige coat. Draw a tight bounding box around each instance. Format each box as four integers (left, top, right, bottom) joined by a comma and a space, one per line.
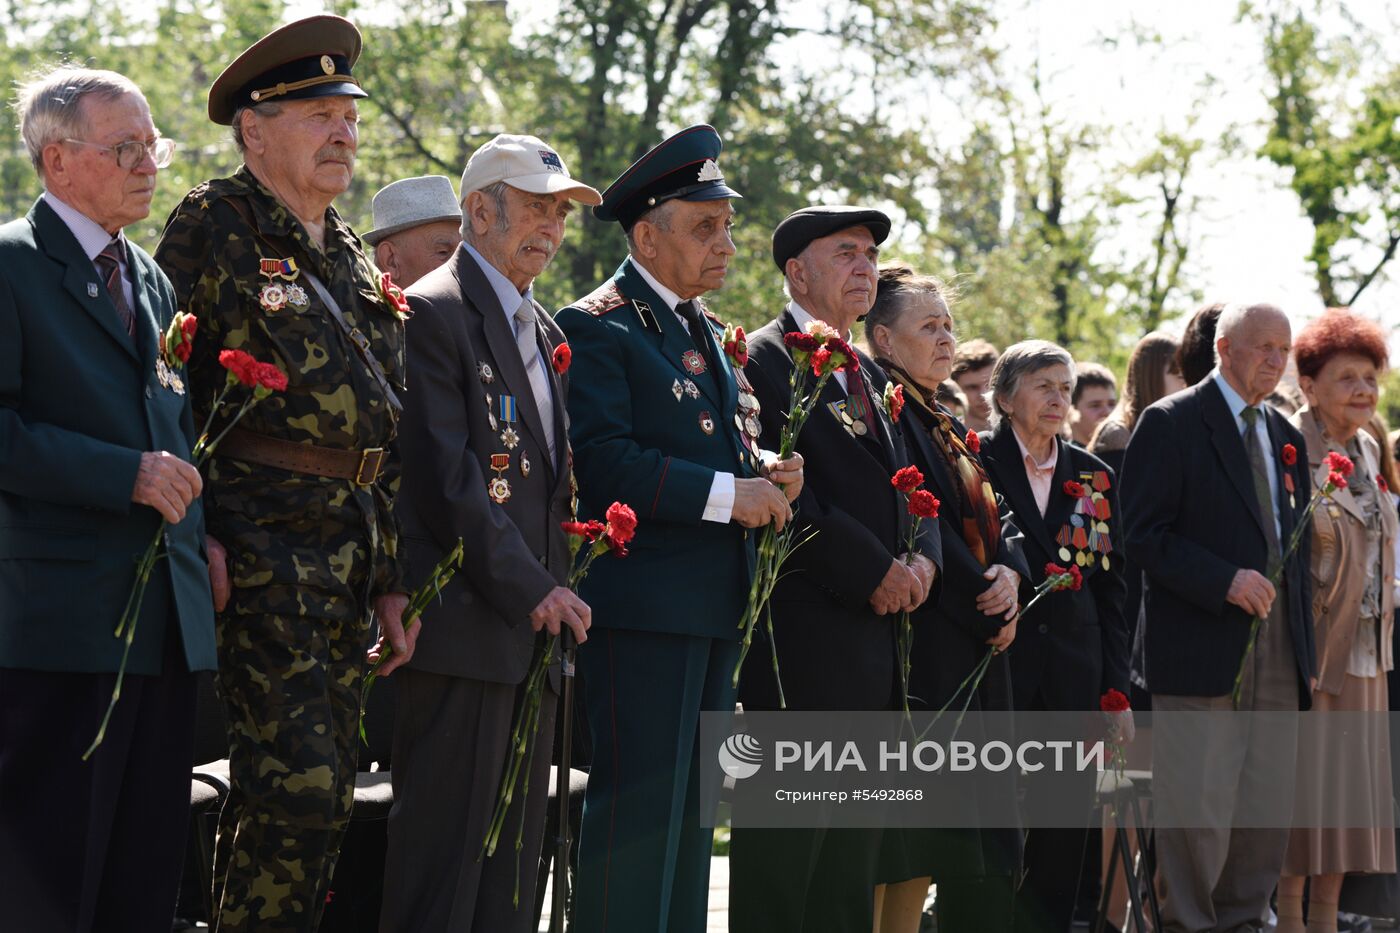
1292, 409, 1397, 694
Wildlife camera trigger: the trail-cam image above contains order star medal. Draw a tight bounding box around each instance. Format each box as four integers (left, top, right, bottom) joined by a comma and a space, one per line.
155, 357, 186, 396
500, 426, 520, 449
682, 349, 707, 375
285, 283, 310, 310
488, 453, 512, 503
259, 282, 288, 312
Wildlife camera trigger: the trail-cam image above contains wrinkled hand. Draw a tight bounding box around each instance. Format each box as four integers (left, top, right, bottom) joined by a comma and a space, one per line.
904, 553, 937, 608
1226, 569, 1276, 619
206, 535, 230, 613
1105, 708, 1136, 745
870, 559, 922, 616
529, 585, 591, 644
367, 592, 416, 676
732, 477, 793, 531
132, 451, 202, 524
976, 564, 1020, 621
761, 452, 805, 502
987, 614, 1017, 652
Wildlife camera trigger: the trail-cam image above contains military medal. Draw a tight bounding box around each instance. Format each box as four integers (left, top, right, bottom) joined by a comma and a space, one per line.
259, 283, 287, 312
286, 284, 310, 310
682, 350, 707, 375
520, 451, 532, 477
672, 379, 684, 401
478, 362, 495, 384
154, 357, 185, 395
499, 394, 518, 425
1059, 471, 1113, 570
699, 411, 715, 435
488, 454, 512, 503
259, 257, 299, 279
684, 379, 700, 399
500, 426, 520, 449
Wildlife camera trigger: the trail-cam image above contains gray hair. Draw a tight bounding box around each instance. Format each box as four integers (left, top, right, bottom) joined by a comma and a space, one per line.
460, 180, 511, 245
15, 66, 143, 177
624, 199, 678, 253
230, 101, 286, 154
1213, 301, 1286, 365
989, 339, 1077, 425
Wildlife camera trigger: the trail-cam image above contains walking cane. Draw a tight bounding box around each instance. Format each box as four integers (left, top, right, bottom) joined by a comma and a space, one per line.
551, 627, 577, 933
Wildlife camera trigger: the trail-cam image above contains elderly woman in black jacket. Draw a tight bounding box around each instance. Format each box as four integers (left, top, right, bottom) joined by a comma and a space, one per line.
976, 339, 1132, 933
866, 263, 1028, 933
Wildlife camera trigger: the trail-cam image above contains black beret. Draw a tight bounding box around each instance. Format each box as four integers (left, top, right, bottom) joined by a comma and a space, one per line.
208, 15, 367, 126
771, 206, 892, 271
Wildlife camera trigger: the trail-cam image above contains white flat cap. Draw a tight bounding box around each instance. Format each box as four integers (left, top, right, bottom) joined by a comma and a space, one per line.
363, 175, 462, 245
459, 134, 602, 206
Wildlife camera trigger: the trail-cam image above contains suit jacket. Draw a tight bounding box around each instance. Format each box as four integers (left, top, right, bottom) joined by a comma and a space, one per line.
979, 424, 1130, 709
1291, 409, 1396, 694
0, 197, 215, 674
1121, 377, 1315, 704
397, 247, 572, 685
897, 397, 1029, 710
738, 309, 942, 712
555, 258, 759, 639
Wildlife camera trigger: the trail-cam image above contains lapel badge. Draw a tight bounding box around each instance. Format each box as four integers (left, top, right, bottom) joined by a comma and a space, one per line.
632, 298, 659, 331
259, 283, 288, 312
520, 451, 532, 477
478, 361, 495, 384
87, 282, 100, 298
684, 379, 700, 399
500, 426, 520, 450
682, 349, 707, 375
699, 410, 715, 435
672, 379, 684, 401
488, 453, 512, 504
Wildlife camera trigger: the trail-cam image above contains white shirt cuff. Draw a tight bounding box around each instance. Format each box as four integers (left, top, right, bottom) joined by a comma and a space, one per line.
702, 471, 735, 524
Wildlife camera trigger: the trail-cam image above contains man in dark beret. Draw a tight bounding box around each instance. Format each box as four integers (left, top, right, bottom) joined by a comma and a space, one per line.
153, 15, 415, 932
555, 124, 802, 933
730, 206, 942, 932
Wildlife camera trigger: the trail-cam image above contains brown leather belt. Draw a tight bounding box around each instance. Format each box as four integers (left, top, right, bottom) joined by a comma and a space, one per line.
218, 427, 388, 486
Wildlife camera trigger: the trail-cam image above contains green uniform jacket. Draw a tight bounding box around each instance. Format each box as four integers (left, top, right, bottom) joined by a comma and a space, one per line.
154, 167, 406, 603
556, 258, 760, 639
0, 198, 215, 674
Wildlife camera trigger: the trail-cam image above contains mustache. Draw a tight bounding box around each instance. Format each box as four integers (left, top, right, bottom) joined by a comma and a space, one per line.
316, 144, 355, 165
523, 237, 556, 259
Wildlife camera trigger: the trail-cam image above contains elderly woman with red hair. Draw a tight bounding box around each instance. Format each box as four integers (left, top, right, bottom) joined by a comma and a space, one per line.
1277, 309, 1397, 933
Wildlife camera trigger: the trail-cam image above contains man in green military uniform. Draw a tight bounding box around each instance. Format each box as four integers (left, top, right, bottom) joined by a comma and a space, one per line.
154, 16, 415, 932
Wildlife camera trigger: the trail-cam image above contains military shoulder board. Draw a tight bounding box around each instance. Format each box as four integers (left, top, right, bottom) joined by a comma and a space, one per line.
575, 282, 628, 317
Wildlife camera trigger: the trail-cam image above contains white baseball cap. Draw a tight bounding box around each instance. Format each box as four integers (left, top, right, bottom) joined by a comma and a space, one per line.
459, 134, 602, 206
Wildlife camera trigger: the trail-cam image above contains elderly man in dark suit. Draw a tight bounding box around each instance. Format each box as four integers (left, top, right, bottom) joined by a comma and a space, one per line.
1122, 301, 1316, 933
379, 135, 601, 933
0, 66, 216, 931
730, 206, 943, 933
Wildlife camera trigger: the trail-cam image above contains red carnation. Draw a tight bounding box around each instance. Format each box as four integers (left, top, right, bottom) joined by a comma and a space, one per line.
181, 313, 197, 340
1281, 443, 1297, 466
723, 325, 749, 368
604, 501, 637, 545
811, 347, 833, 375
1328, 470, 1348, 491
218, 349, 260, 387
1044, 562, 1082, 591
828, 337, 859, 373
1380, 474, 1390, 494
783, 332, 821, 354
1063, 480, 1086, 498
891, 384, 905, 421
907, 489, 940, 519
379, 272, 412, 320
892, 465, 924, 494
560, 521, 591, 538
552, 342, 572, 375
1068, 565, 1084, 591
252, 362, 288, 393
1100, 688, 1130, 713
1325, 451, 1355, 478
584, 519, 606, 540
966, 430, 980, 454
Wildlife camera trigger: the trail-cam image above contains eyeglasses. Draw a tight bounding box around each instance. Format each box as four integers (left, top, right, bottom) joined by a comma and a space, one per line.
62, 136, 176, 170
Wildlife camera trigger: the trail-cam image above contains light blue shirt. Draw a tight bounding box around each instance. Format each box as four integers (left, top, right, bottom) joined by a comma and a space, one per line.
43, 191, 134, 312
1214, 369, 1283, 542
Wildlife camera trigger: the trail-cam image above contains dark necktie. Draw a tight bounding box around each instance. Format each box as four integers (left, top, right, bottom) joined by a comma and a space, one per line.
1241, 406, 1282, 571
677, 300, 720, 393
94, 239, 136, 338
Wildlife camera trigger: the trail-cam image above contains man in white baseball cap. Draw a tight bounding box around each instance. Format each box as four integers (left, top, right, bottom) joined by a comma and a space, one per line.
379, 135, 600, 932
363, 174, 463, 288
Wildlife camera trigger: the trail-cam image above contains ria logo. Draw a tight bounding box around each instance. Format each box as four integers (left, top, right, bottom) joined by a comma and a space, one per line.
717, 733, 764, 780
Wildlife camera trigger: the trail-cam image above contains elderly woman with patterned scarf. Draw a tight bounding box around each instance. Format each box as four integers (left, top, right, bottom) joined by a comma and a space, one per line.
865, 262, 1029, 933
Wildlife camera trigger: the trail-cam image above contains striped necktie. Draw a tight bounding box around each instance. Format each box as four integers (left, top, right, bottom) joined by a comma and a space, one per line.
94, 239, 136, 338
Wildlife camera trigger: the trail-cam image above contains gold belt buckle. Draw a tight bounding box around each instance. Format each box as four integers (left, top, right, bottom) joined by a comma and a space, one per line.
355, 447, 386, 486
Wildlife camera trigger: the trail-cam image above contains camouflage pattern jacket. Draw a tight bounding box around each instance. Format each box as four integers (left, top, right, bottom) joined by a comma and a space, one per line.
154, 166, 406, 597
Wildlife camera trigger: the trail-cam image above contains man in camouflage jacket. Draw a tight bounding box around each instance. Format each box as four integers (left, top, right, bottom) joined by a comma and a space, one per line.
153, 17, 415, 932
